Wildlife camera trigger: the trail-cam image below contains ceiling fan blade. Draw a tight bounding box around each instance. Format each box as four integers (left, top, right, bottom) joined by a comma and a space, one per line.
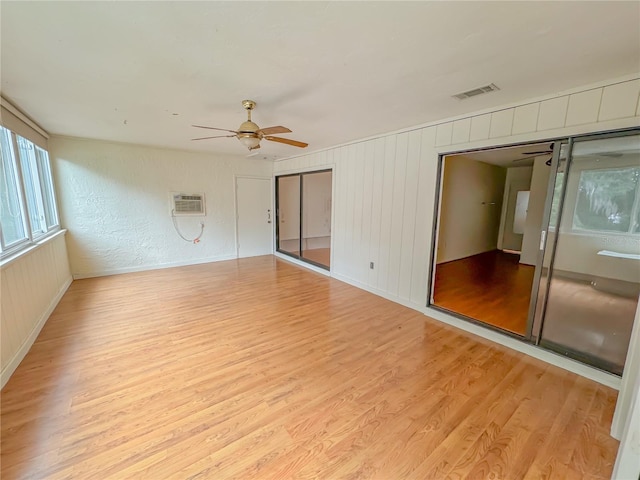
191, 134, 236, 141
192, 125, 238, 134
512, 156, 538, 163
523, 142, 554, 155
264, 136, 308, 148
522, 150, 552, 155
257, 126, 292, 135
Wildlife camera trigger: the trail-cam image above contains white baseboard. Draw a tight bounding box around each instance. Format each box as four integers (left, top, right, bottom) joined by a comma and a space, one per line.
72, 254, 238, 279
1, 276, 73, 389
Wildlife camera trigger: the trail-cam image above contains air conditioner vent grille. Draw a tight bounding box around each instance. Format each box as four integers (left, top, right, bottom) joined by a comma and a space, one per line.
171, 193, 205, 216
453, 83, 500, 100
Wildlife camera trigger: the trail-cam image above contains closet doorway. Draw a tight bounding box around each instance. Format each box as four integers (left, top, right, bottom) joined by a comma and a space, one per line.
276, 170, 332, 270
429, 129, 640, 375
431, 142, 551, 336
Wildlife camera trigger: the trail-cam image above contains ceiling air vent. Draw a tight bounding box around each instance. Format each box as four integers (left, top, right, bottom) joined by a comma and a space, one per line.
171, 192, 206, 216
453, 83, 500, 100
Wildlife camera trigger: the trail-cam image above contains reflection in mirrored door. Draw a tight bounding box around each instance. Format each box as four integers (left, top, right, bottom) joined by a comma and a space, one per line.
276, 175, 300, 256
302, 171, 332, 268
539, 132, 640, 375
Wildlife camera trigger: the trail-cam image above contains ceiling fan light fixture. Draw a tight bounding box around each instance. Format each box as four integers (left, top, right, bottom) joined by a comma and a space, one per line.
237, 133, 260, 150
191, 99, 307, 150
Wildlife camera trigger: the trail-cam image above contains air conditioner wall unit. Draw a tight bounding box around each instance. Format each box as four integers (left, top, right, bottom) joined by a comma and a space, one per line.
171, 192, 206, 216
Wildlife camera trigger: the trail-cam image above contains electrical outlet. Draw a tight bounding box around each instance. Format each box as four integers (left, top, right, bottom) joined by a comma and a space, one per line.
370, 262, 374, 269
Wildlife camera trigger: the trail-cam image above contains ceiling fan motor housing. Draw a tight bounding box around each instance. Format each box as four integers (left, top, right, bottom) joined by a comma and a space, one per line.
238, 120, 260, 134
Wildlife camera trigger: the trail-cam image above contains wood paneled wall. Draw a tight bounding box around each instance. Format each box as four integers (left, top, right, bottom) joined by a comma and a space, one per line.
1, 232, 72, 387
274, 77, 640, 310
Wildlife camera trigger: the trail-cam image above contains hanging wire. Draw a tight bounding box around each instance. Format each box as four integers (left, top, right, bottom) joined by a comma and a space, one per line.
171, 210, 204, 244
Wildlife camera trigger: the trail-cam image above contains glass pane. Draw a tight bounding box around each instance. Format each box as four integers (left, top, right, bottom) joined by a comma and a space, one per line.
301, 171, 332, 268
0, 127, 27, 247
572, 167, 638, 233
548, 171, 564, 228
17, 136, 46, 236
36, 147, 59, 228
277, 175, 300, 256
540, 133, 640, 375
530, 151, 567, 341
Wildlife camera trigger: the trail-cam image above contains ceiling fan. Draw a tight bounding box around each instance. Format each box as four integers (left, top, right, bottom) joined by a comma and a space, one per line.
513, 142, 555, 165
192, 100, 308, 151
522, 143, 554, 156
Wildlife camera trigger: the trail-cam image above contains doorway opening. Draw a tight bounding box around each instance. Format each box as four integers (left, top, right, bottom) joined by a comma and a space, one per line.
276, 169, 332, 270
429, 129, 640, 376
431, 141, 551, 336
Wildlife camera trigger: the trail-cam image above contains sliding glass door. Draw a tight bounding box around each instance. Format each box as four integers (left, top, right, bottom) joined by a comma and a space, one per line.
428, 128, 639, 375
537, 132, 640, 374
276, 170, 332, 270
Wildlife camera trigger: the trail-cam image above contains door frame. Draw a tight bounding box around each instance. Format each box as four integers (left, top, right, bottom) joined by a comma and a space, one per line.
527, 139, 567, 341
427, 147, 541, 341
234, 175, 274, 258
275, 168, 333, 271
426, 126, 640, 347
533, 128, 640, 368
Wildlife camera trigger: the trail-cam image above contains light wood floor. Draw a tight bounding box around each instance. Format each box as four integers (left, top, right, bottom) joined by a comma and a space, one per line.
1, 256, 618, 479
433, 250, 535, 335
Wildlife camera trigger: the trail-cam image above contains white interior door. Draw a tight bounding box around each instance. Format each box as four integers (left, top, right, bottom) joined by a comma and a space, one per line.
502, 180, 532, 252
236, 177, 273, 258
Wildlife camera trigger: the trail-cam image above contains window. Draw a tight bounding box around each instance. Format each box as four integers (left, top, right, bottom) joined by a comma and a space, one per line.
0, 125, 59, 256
36, 147, 58, 229
573, 166, 640, 234
548, 172, 564, 229
0, 128, 27, 248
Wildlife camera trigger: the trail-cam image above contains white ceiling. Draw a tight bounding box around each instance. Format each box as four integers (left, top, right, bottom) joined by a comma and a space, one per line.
2, 1, 639, 159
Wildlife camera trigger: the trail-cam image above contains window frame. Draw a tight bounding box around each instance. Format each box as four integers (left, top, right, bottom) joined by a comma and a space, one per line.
0, 129, 30, 252
0, 125, 60, 258
35, 146, 60, 232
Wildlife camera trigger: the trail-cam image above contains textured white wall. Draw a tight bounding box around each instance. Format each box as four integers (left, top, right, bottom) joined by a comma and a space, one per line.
274, 76, 640, 310
1, 232, 72, 387
50, 137, 272, 278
